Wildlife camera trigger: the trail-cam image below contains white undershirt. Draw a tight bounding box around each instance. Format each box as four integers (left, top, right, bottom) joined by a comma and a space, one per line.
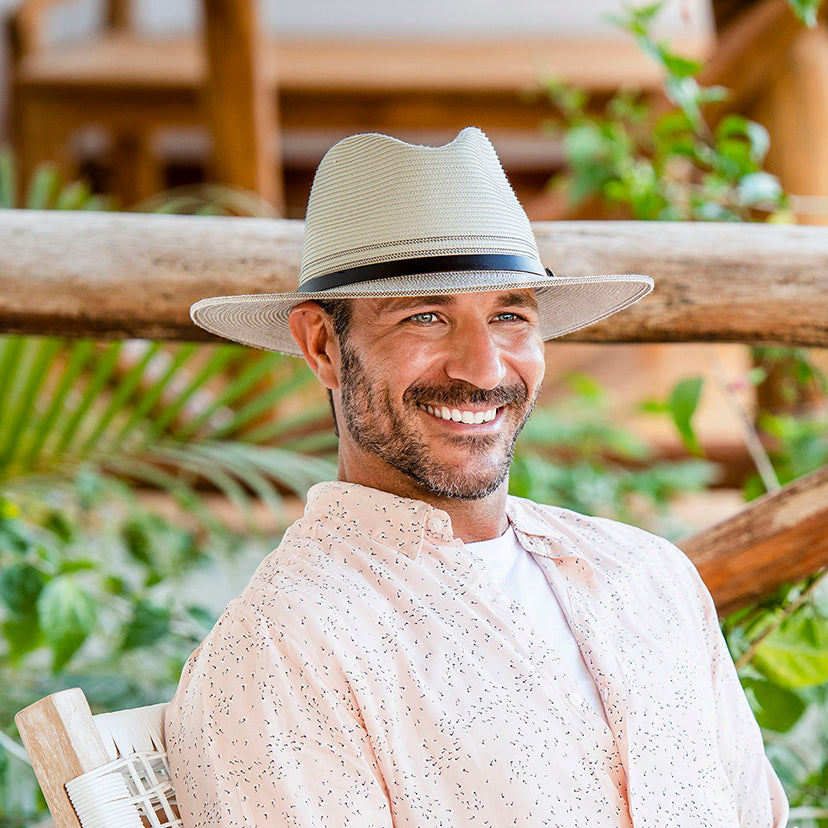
466, 526, 607, 722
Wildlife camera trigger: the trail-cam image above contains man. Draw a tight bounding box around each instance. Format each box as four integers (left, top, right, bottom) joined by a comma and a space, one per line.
169, 128, 788, 826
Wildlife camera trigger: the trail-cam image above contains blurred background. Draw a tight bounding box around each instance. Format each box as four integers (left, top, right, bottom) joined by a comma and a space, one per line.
0, 0, 827, 825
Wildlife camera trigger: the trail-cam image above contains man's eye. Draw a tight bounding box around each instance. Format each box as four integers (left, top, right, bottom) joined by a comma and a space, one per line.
407, 312, 440, 324
495, 312, 523, 322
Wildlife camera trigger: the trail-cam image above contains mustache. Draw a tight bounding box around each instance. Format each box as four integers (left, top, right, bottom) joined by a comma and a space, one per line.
403, 380, 528, 409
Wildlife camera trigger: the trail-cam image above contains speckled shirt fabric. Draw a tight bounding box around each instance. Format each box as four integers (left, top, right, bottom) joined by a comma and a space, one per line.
166, 481, 788, 827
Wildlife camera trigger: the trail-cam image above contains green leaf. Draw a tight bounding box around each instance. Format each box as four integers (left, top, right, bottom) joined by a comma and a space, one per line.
121, 600, 171, 650
0, 564, 47, 617
17, 338, 96, 472
787, 0, 822, 26
0, 146, 17, 209
660, 50, 702, 79
36, 575, 97, 671
2, 614, 44, 661
752, 612, 828, 688
737, 172, 783, 207
186, 605, 217, 629
59, 559, 96, 574
741, 677, 807, 732
611, 2, 664, 37
53, 341, 123, 457
44, 509, 76, 543
715, 115, 771, 165
0, 510, 34, 555
24, 164, 61, 209
667, 377, 704, 456
0, 337, 64, 472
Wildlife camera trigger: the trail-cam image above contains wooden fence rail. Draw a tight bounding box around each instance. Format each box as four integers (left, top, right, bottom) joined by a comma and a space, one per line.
1, 210, 827, 347
1, 208, 827, 614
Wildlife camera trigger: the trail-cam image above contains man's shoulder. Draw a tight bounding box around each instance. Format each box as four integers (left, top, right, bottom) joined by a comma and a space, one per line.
507, 494, 694, 574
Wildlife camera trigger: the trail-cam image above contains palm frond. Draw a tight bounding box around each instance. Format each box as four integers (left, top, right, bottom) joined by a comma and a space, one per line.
0, 335, 336, 534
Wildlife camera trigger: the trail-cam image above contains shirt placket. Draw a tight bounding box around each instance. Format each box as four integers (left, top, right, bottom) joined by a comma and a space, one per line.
448, 528, 617, 740
529, 538, 634, 798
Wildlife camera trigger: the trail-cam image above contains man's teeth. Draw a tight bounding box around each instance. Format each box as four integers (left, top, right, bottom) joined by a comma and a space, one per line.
419, 404, 498, 423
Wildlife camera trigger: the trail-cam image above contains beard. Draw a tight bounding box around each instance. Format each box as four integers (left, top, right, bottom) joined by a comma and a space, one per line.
338, 340, 539, 501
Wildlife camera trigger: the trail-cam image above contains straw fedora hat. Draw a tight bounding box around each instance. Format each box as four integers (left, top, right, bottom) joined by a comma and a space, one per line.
190, 127, 653, 356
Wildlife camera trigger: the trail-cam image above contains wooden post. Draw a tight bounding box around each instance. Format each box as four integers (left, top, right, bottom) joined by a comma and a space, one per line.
112, 131, 165, 206
752, 23, 828, 225
105, 0, 132, 32
699, 0, 803, 126
201, 0, 283, 212
15, 689, 110, 828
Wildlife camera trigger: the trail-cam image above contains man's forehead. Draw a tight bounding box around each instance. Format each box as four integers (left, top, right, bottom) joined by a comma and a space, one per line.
354, 290, 539, 314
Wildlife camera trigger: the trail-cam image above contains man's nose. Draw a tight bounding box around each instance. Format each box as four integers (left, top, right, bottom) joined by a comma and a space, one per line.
444, 323, 507, 390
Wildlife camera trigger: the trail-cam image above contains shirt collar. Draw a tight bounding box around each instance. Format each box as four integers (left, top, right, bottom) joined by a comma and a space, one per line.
303, 481, 587, 562
304, 481, 442, 559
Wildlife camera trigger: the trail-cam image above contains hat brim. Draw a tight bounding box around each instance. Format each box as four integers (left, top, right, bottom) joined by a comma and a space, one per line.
190, 271, 654, 356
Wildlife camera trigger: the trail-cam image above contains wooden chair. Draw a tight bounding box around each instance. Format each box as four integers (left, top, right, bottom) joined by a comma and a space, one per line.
15, 687, 181, 828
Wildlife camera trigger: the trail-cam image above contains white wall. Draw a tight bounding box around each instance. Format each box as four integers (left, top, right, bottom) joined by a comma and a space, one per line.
39, 0, 713, 39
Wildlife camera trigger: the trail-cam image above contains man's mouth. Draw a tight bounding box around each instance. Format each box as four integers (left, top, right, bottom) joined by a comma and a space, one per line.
417, 403, 499, 424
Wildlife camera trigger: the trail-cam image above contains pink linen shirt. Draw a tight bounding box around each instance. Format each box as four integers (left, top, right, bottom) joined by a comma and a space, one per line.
166, 481, 788, 827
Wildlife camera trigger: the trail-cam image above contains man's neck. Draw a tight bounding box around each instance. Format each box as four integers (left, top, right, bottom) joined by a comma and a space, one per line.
431, 490, 510, 543
337, 461, 510, 542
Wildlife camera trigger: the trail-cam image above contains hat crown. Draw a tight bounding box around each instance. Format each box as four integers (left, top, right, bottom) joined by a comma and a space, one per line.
299, 127, 541, 286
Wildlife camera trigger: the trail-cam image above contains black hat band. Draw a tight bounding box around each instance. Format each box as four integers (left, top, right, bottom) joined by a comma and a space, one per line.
299, 253, 552, 294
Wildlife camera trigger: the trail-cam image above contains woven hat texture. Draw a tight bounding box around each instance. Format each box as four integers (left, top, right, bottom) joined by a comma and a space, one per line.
191, 127, 653, 355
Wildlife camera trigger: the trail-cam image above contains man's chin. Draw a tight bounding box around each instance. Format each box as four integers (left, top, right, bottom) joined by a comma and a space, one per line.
406, 462, 510, 501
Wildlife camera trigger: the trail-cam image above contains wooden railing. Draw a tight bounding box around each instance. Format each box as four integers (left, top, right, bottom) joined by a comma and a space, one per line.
1, 210, 826, 613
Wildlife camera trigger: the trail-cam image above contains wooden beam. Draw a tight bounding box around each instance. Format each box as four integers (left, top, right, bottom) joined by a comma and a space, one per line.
680, 465, 828, 616
15, 688, 110, 828
0, 211, 826, 346
201, 0, 283, 211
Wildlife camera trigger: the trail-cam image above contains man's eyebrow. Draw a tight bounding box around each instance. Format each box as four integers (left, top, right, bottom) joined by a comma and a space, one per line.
497, 291, 539, 311
377, 292, 538, 314
378, 295, 455, 313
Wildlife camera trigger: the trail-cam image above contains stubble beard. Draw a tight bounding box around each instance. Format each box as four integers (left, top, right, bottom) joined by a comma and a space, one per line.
339, 341, 539, 501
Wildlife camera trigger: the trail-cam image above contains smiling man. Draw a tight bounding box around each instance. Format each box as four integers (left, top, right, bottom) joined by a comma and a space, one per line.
169, 128, 788, 826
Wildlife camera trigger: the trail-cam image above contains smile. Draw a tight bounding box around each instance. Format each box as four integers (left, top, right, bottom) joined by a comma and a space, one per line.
417, 403, 499, 424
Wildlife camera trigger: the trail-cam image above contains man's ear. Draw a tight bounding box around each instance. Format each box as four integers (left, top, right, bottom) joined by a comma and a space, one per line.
288, 301, 340, 390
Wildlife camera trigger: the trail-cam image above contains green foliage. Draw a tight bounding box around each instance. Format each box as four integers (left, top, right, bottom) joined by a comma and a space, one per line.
36, 575, 98, 672
752, 612, 828, 689
547, 5, 790, 222
787, 0, 825, 26
0, 146, 113, 212
0, 336, 337, 529
510, 374, 717, 537
641, 376, 704, 456
0, 484, 249, 826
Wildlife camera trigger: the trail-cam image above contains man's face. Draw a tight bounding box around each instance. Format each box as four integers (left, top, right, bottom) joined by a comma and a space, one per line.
332, 290, 545, 501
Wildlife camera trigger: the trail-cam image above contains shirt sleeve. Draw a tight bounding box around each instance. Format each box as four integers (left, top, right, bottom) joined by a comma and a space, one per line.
679, 551, 790, 828
166, 603, 393, 828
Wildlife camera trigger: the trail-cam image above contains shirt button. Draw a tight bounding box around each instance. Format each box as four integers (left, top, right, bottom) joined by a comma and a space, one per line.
495, 593, 511, 607
427, 517, 445, 533
567, 692, 585, 709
